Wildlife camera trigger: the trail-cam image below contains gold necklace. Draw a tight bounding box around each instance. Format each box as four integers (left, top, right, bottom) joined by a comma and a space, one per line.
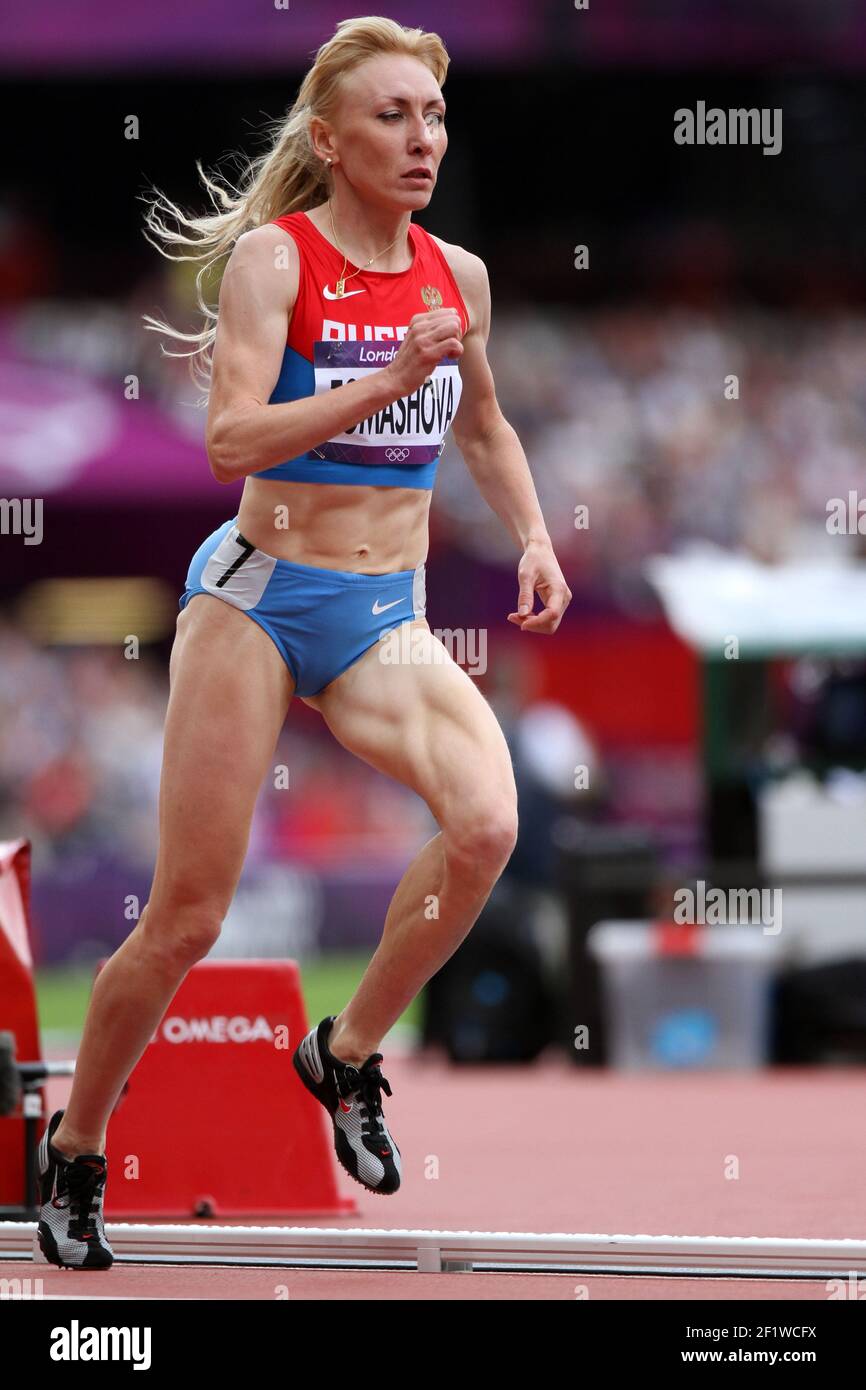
327, 200, 406, 298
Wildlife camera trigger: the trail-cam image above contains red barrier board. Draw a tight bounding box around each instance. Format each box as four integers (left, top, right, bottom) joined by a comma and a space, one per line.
102, 958, 355, 1218
0, 839, 45, 1207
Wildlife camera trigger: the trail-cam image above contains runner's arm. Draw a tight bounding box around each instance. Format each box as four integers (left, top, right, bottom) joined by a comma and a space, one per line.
449, 250, 571, 632
205, 226, 402, 484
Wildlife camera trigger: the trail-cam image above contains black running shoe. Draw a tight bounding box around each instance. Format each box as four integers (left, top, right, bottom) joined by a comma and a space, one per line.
34, 1109, 114, 1269
293, 1016, 402, 1195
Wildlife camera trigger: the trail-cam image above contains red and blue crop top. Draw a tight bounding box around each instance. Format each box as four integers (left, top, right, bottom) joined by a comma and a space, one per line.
255, 210, 470, 489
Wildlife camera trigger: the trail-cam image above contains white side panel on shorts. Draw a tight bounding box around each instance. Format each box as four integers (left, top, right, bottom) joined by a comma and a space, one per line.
412, 563, 427, 618
201, 526, 277, 611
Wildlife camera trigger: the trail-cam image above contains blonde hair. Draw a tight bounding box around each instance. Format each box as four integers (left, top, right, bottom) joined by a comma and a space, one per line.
142, 16, 449, 396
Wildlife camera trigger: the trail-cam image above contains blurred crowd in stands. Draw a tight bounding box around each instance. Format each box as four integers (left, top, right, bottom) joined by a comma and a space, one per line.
436, 305, 866, 595
0, 624, 164, 869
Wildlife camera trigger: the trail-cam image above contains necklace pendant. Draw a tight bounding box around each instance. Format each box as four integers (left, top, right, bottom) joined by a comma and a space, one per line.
335, 278, 345, 298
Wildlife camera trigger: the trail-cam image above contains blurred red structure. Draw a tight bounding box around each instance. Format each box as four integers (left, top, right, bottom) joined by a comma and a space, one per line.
103, 958, 356, 1219
0, 839, 44, 1208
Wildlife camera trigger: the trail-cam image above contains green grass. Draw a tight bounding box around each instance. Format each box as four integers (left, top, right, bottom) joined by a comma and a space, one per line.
35, 952, 421, 1039
296, 952, 422, 1034
34, 967, 96, 1034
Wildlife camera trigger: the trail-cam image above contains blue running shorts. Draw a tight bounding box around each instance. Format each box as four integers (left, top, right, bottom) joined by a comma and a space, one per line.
178, 517, 427, 697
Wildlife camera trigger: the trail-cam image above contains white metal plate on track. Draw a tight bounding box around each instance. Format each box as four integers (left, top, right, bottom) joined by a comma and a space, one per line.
3, 1223, 866, 1277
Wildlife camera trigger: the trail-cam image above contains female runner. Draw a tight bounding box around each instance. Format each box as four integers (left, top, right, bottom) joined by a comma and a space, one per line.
35, 15, 571, 1267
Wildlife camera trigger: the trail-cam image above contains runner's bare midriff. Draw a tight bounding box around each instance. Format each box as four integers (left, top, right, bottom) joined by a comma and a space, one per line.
236, 475, 432, 573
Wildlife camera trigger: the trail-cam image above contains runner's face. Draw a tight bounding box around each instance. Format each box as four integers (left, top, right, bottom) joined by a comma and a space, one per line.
330, 54, 447, 209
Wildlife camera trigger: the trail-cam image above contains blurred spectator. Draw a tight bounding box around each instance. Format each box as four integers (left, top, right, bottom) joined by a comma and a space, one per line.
483, 646, 604, 888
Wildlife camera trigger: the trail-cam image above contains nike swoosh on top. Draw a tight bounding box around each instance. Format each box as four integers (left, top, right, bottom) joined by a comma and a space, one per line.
372, 597, 406, 615
322, 286, 366, 299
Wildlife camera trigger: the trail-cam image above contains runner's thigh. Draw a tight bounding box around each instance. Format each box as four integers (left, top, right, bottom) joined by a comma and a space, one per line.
149, 593, 294, 912
307, 621, 516, 832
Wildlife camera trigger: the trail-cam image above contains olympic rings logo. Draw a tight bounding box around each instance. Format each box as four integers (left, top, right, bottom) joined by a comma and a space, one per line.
385, 447, 410, 462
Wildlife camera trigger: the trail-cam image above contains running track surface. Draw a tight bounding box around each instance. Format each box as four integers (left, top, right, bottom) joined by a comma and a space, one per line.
5, 1054, 863, 1300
